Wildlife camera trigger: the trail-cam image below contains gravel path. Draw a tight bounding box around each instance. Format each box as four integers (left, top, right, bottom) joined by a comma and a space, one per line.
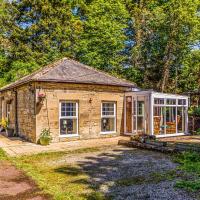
52, 146, 196, 200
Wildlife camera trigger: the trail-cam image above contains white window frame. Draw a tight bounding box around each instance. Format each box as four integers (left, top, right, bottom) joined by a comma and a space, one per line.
133, 100, 145, 133
152, 95, 188, 136
59, 101, 79, 137
100, 102, 116, 134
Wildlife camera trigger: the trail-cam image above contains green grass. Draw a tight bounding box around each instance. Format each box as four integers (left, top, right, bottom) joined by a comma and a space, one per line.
174, 151, 200, 191
12, 147, 105, 200
0, 148, 8, 160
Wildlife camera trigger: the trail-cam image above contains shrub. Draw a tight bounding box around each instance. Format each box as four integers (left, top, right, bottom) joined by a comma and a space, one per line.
0, 117, 9, 129
39, 128, 52, 145
189, 106, 200, 116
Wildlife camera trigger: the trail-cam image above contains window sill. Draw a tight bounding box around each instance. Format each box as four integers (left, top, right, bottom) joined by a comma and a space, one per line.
100, 131, 117, 135
59, 134, 79, 138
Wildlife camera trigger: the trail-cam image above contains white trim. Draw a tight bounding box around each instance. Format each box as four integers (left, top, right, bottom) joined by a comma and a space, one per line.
59, 133, 79, 138
150, 93, 154, 135
100, 131, 116, 135
101, 102, 116, 134
124, 91, 189, 137
59, 101, 79, 137
156, 133, 186, 138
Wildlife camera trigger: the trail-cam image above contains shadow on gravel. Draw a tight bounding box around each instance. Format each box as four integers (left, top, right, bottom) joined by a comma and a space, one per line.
54, 147, 196, 200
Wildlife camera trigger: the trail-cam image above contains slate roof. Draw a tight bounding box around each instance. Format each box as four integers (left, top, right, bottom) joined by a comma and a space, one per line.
0, 58, 136, 91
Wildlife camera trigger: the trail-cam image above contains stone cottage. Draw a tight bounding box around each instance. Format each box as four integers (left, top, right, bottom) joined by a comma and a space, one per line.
0, 58, 189, 143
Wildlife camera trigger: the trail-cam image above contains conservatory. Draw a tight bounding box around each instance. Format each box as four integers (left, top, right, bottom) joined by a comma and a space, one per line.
124, 90, 188, 137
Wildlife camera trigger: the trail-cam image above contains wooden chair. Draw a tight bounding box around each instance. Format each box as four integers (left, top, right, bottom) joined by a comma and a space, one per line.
166, 115, 181, 134
154, 116, 161, 135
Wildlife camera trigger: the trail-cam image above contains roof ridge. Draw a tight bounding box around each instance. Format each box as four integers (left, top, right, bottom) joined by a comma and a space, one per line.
66, 58, 133, 84
33, 57, 67, 79
0, 57, 136, 92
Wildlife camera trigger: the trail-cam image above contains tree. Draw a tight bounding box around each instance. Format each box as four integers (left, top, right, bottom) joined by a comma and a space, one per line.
1, 0, 83, 83
126, 0, 200, 92
179, 50, 200, 92
75, 0, 129, 74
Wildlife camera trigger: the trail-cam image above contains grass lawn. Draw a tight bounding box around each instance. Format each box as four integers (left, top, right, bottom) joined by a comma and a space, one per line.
174, 151, 200, 192
11, 147, 105, 200
0, 147, 8, 160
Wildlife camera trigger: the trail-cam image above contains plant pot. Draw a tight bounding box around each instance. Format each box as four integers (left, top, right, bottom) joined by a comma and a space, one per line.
6, 128, 14, 137
0, 126, 4, 132
40, 137, 51, 146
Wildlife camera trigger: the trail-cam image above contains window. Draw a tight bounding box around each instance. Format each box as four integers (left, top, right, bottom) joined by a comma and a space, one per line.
178, 99, 186, 105
133, 101, 145, 131
6, 103, 11, 121
101, 102, 116, 133
154, 98, 164, 105
60, 102, 78, 136
166, 99, 176, 105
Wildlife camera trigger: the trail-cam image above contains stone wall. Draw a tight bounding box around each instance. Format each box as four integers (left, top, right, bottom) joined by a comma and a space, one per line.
16, 85, 36, 142
0, 84, 36, 142
35, 82, 127, 142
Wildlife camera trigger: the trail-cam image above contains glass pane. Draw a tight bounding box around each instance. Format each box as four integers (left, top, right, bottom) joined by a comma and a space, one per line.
178, 99, 186, 105
154, 106, 165, 135
137, 101, 144, 116
137, 116, 144, 130
166, 107, 176, 134
101, 118, 115, 132
154, 98, 164, 104
177, 107, 186, 133
60, 119, 77, 135
102, 103, 114, 116
166, 99, 176, 105
61, 102, 76, 117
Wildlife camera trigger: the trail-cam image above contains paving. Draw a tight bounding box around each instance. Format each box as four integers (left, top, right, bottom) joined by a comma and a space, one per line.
0, 134, 129, 156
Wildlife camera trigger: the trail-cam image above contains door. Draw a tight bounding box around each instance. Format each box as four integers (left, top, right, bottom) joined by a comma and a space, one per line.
125, 96, 146, 135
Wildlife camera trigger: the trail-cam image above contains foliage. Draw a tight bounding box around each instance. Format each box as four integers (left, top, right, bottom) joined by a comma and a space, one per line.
188, 106, 200, 117
197, 128, 200, 135
0, 0, 199, 93
175, 151, 200, 191
0, 148, 8, 160
125, 0, 200, 91
40, 128, 52, 138
0, 117, 9, 129
179, 50, 200, 92
39, 128, 52, 145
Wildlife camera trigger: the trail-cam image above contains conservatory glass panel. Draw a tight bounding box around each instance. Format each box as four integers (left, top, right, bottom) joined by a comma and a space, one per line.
153, 106, 165, 135
177, 107, 186, 133
154, 98, 164, 105
137, 101, 145, 131
166, 99, 176, 105
166, 107, 176, 134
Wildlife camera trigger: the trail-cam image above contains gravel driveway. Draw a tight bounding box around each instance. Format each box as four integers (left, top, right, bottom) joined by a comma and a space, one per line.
52, 146, 196, 200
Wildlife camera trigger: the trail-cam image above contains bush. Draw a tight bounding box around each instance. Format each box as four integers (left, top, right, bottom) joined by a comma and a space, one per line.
175, 151, 200, 191
39, 128, 52, 145
0, 117, 9, 129
189, 106, 200, 116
